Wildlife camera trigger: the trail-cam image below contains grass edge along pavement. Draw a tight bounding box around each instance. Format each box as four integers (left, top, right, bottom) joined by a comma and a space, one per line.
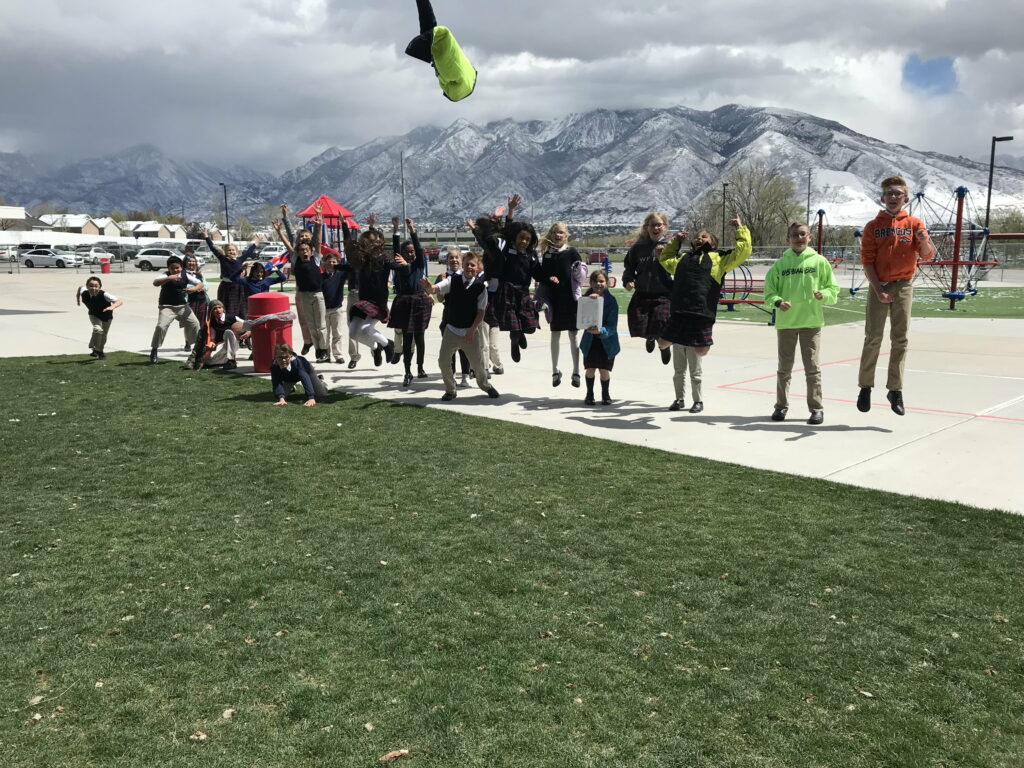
3, 353, 1023, 768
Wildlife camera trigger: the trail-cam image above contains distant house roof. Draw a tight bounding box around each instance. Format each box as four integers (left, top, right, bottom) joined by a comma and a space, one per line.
39, 213, 93, 229
91, 217, 121, 230
0, 205, 27, 220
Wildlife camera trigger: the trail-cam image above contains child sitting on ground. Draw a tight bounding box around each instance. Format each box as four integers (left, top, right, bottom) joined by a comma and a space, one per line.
270, 343, 328, 407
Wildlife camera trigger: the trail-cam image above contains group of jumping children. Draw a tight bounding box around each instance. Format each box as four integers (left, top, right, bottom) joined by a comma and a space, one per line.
78, 175, 932, 421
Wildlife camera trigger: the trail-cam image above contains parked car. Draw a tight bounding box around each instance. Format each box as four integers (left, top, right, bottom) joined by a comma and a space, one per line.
258, 243, 288, 260
20, 249, 85, 268
0, 245, 17, 261
75, 246, 115, 265
98, 244, 139, 262
134, 248, 205, 271
17, 242, 51, 253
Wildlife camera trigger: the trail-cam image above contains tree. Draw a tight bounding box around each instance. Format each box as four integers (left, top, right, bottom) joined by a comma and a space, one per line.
990, 208, 1024, 234
109, 209, 125, 222
689, 161, 804, 247
185, 221, 206, 239
234, 215, 254, 240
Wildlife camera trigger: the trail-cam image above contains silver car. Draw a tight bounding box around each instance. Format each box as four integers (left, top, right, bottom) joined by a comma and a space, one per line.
20, 249, 84, 268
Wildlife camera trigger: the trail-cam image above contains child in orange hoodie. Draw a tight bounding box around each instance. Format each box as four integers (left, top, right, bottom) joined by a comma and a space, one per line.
857, 175, 935, 416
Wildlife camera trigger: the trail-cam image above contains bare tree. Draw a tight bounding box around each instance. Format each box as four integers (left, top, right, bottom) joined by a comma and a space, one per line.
704, 161, 804, 247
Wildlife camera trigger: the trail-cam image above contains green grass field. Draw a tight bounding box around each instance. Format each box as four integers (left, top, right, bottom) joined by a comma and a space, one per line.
4, 356, 1022, 767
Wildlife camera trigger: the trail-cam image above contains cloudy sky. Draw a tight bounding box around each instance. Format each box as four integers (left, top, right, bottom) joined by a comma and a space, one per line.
1, 0, 1021, 174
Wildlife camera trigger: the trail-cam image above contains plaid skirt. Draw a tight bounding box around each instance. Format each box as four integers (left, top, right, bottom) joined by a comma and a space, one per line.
188, 294, 209, 328
484, 291, 500, 327
388, 292, 434, 332
496, 283, 539, 334
217, 281, 247, 318
626, 292, 671, 339
662, 313, 715, 347
583, 340, 615, 371
350, 298, 389, 324
547, 294, 578, 332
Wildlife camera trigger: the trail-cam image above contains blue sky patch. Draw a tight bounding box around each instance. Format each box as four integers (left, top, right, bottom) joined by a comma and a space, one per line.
902, 54, 957, 95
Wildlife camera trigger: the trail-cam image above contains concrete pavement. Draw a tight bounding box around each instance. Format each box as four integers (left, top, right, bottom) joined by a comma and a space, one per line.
3, 267, 1023, 515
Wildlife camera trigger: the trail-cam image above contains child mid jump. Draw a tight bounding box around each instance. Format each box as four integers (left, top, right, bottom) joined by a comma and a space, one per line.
657, 217, 752, 413
857, 175, 935, 416
763, 222, 840, 425
75, 276, 122, 360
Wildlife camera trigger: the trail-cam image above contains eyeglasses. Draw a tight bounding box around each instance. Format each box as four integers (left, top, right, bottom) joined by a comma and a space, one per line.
883, 191, 906, 198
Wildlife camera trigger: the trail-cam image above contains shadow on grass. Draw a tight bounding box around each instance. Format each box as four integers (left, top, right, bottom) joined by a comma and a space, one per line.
45, 358, 97, 366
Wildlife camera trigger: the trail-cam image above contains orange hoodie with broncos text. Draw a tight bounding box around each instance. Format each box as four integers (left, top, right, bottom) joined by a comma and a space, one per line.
861, 208, 932, 282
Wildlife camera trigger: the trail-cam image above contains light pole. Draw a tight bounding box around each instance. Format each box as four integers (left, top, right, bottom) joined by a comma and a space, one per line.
721, 182, 729, 246
219, 182, 230, 244
985, 135, 1013, 231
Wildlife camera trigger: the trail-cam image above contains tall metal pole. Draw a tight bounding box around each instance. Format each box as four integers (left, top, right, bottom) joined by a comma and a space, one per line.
949, 186, 967, 311
816, 209, 825, 254
400, 152, 408, 239
985, 135, 1013, 231
721, 182, 729, 246
806, 169, 812, 224
219, 182, 230, 244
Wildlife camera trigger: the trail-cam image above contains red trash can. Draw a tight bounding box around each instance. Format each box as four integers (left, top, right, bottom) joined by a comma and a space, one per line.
99, 256, 112, 274
247, 292, 293, 373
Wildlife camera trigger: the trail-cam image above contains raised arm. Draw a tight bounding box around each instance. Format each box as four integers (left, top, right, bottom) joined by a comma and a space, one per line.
281, 204, 296, 246
203, 229, 225, 260
273, 218, 294, 253
719, 217, 752, 273
407, 218, 425, 268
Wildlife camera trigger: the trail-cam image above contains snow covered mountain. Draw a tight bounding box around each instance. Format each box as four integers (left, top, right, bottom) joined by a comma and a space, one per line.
3, 105, 1022, 228
3, 144, 273, 220
272, 105, 1024, 227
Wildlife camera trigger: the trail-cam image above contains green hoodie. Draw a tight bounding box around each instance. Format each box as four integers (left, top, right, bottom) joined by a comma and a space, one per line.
763, 247, 839, 330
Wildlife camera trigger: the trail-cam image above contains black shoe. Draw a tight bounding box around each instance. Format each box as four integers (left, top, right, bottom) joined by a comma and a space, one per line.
887, 390, 905, 416
492, 366, 504, 375
441, 391, 457, 402
89, 349, 99, 357
316, 350, 329, 363
518, 334, 528, 349
417, 367, 428, 378
857, 387, 871, 412
584, 394, 596, 405
149, 349, 158, 364
402, 372, 413, 387
771, 407, 787, 422
552, 370, 562, 387
601, 396, 612, 405
301, 343, 312, 355
807, 411, 824, 425
646, 338, 656, 353
485, 387, 500, 399
348, 359, 357, 370
372, 346, 383, 366
183, 343, 191, 352
571, 373, 580, 388
689, 401, 703, 414
335, 357, 345, 365
669, 399, 683, 411
383, 340, 396, 365
511, 344, 521, 363
223, 360, 237, 371
660, 347, 671, 365
96, 351, 106, 360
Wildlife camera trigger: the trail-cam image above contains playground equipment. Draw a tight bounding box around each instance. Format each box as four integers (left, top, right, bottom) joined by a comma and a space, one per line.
849, 186, 1002, 310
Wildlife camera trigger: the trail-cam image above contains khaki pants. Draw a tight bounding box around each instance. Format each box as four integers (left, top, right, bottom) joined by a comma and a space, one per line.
776, 327, 823, 412
672, 344, 703, 403
438, 328, 490, 395
326, 306, 345, 359
151, 304, 198, 349
204, 330, 239, 366
88, 315, 112, 352
480, 322, 502, 369
296, 291, 328, 350
346, 292, 362, 361
859, 279, 913, 391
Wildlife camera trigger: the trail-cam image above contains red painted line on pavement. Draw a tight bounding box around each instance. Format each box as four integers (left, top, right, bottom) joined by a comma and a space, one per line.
721, 354, 869, 389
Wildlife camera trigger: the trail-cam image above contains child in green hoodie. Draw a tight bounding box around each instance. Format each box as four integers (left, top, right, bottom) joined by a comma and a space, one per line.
763, 222, 840, 425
